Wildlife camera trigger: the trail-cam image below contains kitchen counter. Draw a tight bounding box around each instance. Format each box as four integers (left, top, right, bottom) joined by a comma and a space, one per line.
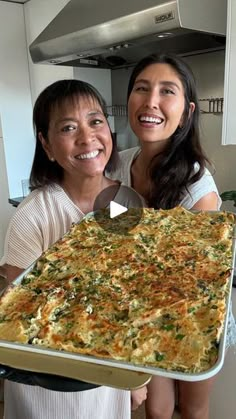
8, 197, 23, 207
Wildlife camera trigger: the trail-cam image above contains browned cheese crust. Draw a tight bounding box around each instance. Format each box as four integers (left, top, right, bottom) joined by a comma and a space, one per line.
0, 207, 234, 373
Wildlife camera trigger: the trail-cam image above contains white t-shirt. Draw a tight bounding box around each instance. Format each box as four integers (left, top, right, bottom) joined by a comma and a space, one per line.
107, 147, 222, 209
1, 182, 131, 419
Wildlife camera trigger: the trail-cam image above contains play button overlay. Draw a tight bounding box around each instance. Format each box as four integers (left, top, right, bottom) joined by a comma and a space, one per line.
110, 201, 127, 218
93, 184, 144, 235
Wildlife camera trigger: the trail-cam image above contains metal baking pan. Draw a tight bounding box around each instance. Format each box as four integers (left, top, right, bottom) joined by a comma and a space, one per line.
0, 218, 235, 386
0, 264, 152, 390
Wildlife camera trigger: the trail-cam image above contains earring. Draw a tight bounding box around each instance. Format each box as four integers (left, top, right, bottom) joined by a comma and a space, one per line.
50, 157, 55, 162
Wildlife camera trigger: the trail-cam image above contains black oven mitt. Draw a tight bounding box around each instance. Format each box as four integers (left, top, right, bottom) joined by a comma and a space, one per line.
0, 365, 99, 392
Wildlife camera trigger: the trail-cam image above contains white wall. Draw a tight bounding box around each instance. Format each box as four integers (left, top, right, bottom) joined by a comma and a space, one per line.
0, 1, 33, 257
0, 1, 34, 198
73, 67, 112, 106
184, 51, 236, 211
73, 67, 114, 131
111, 67, 137, 150
24, 0, 73, 105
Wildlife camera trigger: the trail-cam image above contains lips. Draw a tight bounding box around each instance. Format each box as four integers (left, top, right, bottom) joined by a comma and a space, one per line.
138, 115, 163, 124
75, 150, 100, 160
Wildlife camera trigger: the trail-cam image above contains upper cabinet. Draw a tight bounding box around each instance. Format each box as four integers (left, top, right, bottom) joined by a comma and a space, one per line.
222, 0, 236, 145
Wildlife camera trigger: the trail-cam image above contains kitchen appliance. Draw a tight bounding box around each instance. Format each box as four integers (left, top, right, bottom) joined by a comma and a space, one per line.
29, 0, 227, 69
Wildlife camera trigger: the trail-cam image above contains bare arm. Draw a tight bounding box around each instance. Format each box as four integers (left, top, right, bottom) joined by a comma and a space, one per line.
4, 264, 24, 283
131, 386, 147, 410
0, 265, 6, 279
191, 191, 219, 211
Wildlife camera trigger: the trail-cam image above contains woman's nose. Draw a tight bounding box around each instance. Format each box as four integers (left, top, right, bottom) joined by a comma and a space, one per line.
144, 91, 159, 109
76, 125, 95, 144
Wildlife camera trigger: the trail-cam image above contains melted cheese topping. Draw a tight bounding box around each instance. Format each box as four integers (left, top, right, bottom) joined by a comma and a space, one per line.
0, 207, 234, 373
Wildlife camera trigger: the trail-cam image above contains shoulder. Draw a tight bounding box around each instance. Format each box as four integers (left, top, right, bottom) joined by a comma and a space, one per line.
118, 147, 140, 163
4, 184, 62, 248
180, 165, 222, 209
115, 184, 146, 208
193, 165, 219, 190
107, 147, 140, 185
1, 184, 83, 269
12, 183, 84, 232
13, 184, 61, 219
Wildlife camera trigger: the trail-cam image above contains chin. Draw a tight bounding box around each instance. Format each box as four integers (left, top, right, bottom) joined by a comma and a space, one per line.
86, 168, 105, 177
140, 136, 163, 143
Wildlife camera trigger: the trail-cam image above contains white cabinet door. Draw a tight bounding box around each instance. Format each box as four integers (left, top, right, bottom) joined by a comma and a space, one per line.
222, 0, 236, 145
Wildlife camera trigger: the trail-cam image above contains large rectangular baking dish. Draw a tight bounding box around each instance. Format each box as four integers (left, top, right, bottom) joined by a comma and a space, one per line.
0, 214, 235, 387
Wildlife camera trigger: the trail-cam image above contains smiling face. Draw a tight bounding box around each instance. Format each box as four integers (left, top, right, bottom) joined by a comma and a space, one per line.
128, 63, 193, 147
39, 96, 113, 182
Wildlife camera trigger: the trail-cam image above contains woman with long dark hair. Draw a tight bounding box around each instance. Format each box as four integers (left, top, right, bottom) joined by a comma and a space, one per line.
108, 53, 236, 419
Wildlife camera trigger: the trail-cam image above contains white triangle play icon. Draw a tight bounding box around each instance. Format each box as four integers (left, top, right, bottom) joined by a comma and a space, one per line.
110, 201, 128, 218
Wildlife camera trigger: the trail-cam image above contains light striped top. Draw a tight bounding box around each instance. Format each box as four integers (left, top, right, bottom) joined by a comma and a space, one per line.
4, 382, 130, 419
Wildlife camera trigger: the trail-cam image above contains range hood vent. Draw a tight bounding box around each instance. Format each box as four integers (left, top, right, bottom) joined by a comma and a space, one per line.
29, 0, 227, 69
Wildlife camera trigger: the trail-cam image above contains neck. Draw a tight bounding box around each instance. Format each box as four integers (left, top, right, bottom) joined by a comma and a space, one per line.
131, 141, 167, 199
139, 141, 167, 165
61, 174, 115, 213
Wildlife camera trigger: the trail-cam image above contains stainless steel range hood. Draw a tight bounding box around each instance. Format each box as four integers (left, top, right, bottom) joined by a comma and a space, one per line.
29, 0, 227, 69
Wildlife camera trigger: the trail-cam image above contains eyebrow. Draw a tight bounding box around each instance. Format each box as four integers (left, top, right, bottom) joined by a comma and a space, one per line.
134, 79, 181, 91
55, 110, 104, 124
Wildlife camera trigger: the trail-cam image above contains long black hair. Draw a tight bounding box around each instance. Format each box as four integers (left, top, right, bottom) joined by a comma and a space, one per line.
30, 79, 118, 189
127, 53, 210, 209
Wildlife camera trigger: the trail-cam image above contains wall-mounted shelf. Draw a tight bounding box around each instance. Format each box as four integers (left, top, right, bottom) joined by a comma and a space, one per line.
107, 105, 127, 117
199, 98, 223, 114
107, 98, 224, 117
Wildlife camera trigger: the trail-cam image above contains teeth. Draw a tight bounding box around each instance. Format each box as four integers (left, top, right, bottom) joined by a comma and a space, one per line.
139, 116, 162, 124
77, 150, 99, 160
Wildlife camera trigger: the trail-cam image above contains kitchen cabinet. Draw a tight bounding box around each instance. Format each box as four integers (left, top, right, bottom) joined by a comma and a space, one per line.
222, 0, 236, 145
